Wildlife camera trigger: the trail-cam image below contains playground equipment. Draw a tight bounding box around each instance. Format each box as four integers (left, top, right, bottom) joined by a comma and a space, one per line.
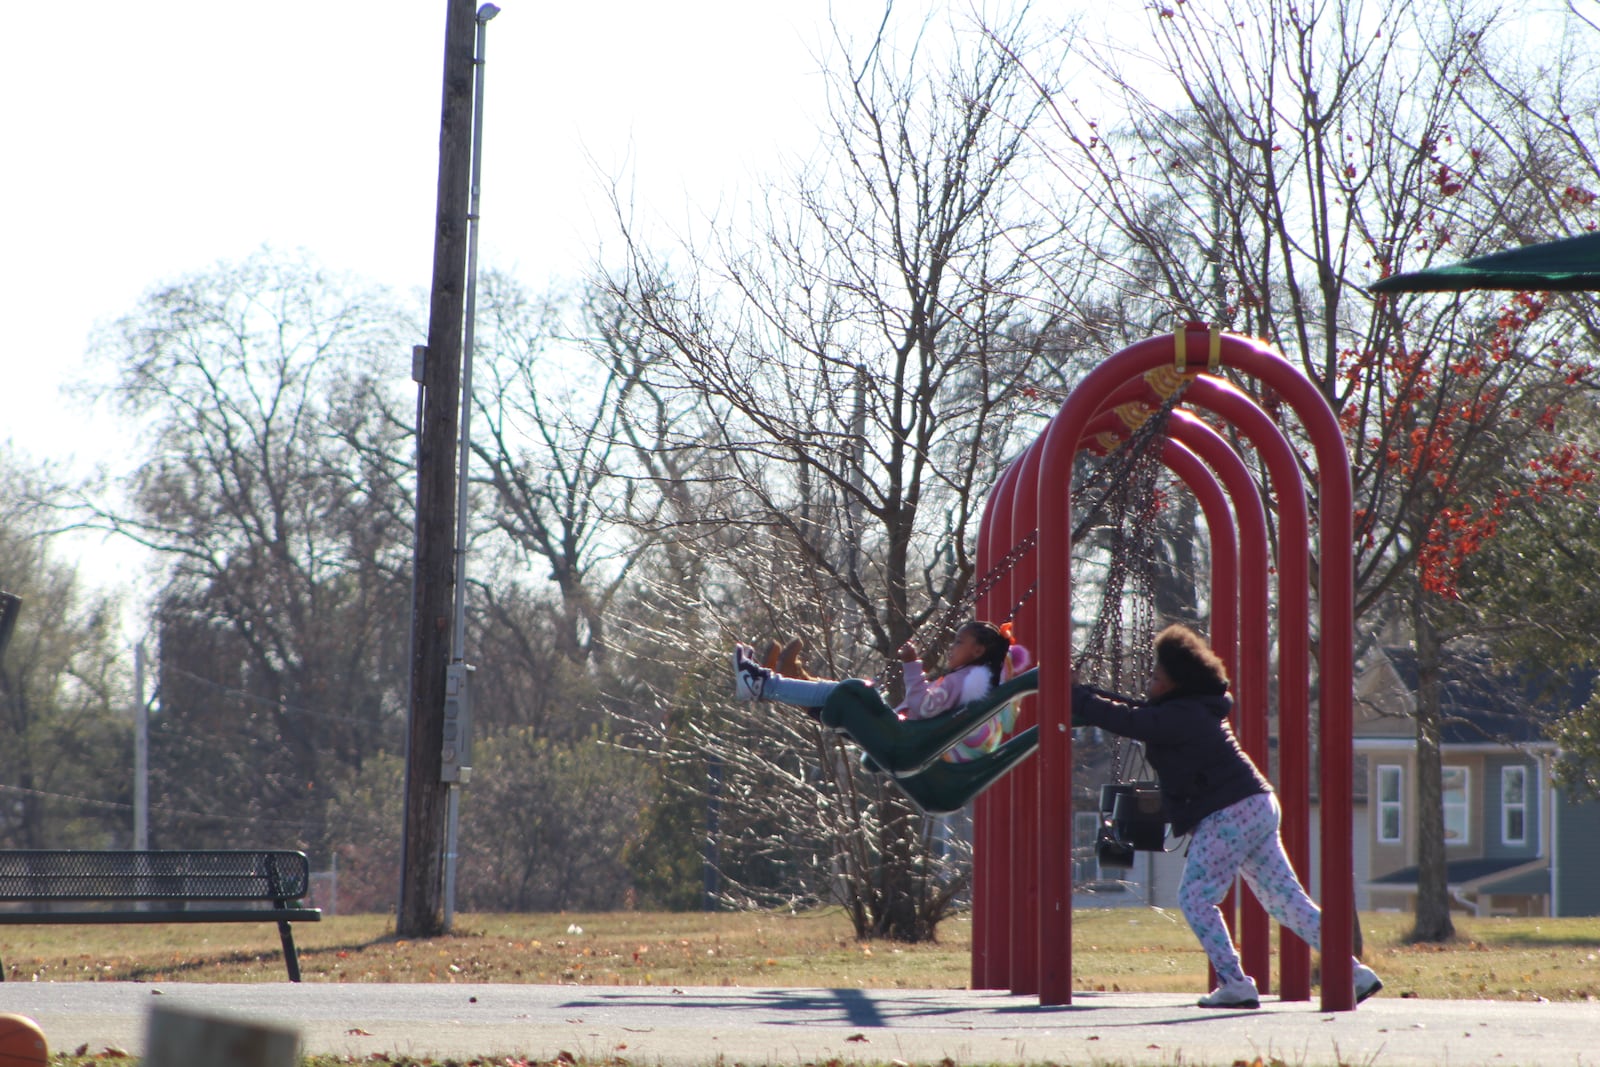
960, 324, 1355, 1011
819, 326, 1344, 1011
821, 668, 1041, 814
829, 394, 1177, 817
812, 325, 1355, 1010
1093, 781, 1167, 868
822, 667, 1041, 778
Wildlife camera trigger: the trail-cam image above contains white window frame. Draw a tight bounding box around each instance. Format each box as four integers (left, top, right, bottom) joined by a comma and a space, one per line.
1442, 765, 1470, 845
1376, 764, 1403, 844
1501, 765, 1528, 845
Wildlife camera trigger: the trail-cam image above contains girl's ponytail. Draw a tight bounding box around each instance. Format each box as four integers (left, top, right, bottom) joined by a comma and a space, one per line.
964, 620, 1014, 688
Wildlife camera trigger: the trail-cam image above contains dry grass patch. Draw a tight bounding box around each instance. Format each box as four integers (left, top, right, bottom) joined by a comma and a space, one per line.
7, 908, 1598, 1001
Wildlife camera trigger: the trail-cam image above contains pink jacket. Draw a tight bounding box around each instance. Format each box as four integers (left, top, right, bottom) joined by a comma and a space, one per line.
896, 662, 994, 719
895, 644, 1032, 762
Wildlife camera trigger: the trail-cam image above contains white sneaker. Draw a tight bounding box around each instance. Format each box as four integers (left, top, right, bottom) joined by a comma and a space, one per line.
1354, 963, 1383, 1004
1197, 978, 1260, 1009
732, 644, 770, 701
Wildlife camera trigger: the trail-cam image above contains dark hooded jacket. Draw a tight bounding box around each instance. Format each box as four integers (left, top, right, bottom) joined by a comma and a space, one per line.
1071, 683, 1271, 836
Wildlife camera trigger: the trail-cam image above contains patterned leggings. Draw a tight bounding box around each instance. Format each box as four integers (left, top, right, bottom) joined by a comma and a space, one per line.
1178, 792, 1322, 986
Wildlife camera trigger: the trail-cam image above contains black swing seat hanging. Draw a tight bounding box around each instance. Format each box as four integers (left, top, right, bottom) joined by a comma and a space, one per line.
1094, 781, 1168, 868
818, 667, 1041, 777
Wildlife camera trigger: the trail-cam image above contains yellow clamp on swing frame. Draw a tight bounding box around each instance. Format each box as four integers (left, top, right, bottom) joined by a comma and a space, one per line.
1174, 322, 1223, 374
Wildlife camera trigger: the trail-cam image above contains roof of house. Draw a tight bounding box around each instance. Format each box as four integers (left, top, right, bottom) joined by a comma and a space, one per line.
1368, 856, 1550, 895
1379, 646, 1593, 745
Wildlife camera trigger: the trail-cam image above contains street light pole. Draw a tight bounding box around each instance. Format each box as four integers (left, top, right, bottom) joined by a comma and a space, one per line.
134, 642, 148, 850
441, 0, 499, 930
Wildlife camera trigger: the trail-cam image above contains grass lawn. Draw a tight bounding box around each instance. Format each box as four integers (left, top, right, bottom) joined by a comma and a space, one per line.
13, 907, 1596, 1065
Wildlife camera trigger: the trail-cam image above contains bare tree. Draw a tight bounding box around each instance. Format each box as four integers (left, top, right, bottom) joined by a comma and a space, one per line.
469, 274, 654, 665
0, 450, 128, 848
599, 5, 1081, 940
77, 249, 418, 858
1027, 0, 1600, 939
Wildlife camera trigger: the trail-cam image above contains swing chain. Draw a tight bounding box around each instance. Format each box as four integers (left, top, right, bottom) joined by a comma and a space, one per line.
1074, 409, 1169, 790
878, 376, 1188, 692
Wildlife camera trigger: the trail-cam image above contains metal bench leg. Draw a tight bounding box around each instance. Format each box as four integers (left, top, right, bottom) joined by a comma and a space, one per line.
278, 921, 302, 982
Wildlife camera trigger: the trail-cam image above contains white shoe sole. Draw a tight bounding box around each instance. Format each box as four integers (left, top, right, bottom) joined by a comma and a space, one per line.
1197, 997, 1259, 1010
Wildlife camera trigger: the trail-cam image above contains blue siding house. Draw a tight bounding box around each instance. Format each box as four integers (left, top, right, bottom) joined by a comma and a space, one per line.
1353, 646, 1600, 917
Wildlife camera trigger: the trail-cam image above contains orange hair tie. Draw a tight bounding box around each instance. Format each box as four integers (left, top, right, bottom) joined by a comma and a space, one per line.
998, 622, 1015, 643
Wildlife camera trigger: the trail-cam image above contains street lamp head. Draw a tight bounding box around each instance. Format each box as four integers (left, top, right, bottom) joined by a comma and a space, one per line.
476, 3, 500, 21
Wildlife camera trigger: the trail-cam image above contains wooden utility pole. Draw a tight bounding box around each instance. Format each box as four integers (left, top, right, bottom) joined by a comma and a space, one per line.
398, 0, 476, 938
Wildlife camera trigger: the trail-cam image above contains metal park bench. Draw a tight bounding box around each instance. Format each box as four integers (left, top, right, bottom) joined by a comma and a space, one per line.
0, 849, 322, 981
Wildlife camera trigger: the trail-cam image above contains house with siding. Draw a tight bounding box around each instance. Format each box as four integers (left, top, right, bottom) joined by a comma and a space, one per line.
1353, 646, 1600, 917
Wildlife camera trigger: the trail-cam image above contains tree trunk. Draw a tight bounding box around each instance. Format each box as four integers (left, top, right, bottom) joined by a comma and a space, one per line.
1408, 598, 1456, 943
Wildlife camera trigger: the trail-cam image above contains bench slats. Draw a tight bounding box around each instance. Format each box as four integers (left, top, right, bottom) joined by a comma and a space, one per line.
0, 850, 320, 982
0, 850, 310, 900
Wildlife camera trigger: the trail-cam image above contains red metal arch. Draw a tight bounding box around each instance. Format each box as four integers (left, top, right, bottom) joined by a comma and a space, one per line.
973, 326, 1354, 1011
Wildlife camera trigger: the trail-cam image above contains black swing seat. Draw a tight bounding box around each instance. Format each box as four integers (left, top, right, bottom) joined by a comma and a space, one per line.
819, 666, 1040, 777
1094, 782, 1169, 867
889, 725, 1040, 815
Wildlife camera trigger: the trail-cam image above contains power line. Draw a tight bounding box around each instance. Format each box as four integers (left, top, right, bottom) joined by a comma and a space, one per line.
0, 782, 321, 832
160, 664, 404, 733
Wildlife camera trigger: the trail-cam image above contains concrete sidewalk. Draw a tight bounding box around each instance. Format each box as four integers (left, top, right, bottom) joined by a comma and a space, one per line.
3, 982, 1593, 1066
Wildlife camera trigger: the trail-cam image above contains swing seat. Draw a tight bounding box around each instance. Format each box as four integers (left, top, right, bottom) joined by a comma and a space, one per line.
819, 667, 1040, 777
1100, 781, 1167, 851
891, 726, 1040, 815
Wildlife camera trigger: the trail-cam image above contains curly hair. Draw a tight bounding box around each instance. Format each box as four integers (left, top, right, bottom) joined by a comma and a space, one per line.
1154, 623, 1230, 696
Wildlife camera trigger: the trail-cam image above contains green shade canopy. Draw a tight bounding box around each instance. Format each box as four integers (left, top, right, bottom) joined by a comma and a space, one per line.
1369, 231, 1600, 293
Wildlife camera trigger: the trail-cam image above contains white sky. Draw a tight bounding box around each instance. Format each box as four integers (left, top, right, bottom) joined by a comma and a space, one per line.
1, 0, 905, 600
15, 0, 1571, 601
1, 0, 870, 476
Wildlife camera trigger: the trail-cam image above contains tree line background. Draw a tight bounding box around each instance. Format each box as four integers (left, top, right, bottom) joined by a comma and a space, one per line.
4, 0, 1600, 943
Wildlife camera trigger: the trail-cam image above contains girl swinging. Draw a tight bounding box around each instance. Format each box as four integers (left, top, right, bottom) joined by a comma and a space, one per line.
732, 620, 1030, 764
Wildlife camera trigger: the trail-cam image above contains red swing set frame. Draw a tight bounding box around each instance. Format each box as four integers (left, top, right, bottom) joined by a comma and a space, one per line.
969, 324, 1358, 1011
